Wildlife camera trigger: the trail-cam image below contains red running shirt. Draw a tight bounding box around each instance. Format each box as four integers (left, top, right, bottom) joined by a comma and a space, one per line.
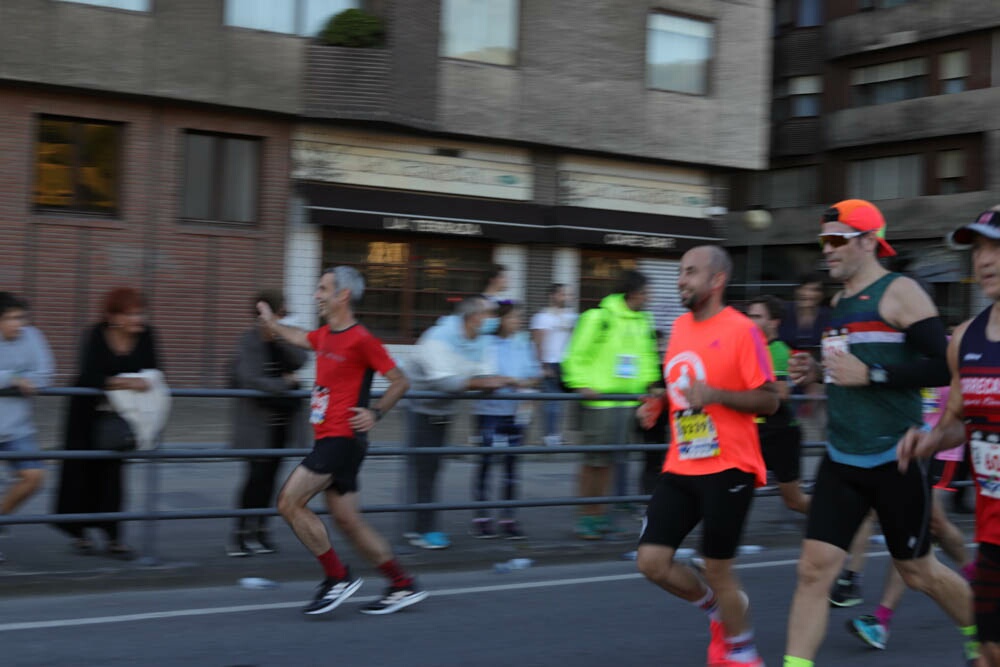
306, 324, 396, 439
662, 307, 774, 486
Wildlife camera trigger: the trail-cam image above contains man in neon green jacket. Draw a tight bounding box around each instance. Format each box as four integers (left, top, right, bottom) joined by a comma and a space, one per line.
562, 270, 661, 539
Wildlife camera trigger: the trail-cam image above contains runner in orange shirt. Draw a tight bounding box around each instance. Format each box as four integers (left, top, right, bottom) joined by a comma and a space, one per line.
637, 245, 780, 667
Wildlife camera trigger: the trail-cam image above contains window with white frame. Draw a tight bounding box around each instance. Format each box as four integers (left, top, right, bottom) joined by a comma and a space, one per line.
848, 154, 924, 200
788, 76, 822, 117
939, 50, 969, 94
937, 150, 965, 195
224, 0, 360, 37
181, 132, 260, 223
440, 0, 519, 66
58, 0, 150, 9
646, 13, 714, 95
850, 58, 928, 106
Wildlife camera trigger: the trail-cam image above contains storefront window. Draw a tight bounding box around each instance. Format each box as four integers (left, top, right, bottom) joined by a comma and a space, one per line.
579, 250, 638, 312
323, 233, 494, 342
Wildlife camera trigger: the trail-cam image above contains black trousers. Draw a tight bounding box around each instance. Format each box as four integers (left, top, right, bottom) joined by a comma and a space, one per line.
235, 422, 288, 532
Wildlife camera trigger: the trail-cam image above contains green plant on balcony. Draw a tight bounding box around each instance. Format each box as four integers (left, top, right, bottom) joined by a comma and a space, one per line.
319, 8, 385, 48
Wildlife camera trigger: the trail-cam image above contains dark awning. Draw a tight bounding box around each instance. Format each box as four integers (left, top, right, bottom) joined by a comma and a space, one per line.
298, 182, 721, 251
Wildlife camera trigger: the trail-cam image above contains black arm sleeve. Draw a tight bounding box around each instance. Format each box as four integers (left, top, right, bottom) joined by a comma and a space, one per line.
883, 316, 950, 388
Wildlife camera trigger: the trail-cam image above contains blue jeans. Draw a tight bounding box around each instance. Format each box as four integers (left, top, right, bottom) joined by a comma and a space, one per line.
542, 364, 564, 438
473, 414, 523, 519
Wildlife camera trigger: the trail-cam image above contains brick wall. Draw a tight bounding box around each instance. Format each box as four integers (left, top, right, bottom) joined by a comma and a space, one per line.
0, 85, 292, 386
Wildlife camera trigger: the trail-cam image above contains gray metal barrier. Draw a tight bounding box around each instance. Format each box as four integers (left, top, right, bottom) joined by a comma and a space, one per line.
0, 387, 954, 564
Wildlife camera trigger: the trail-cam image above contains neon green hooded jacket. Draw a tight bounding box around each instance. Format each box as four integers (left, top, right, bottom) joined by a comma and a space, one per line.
561, 293, 661, 407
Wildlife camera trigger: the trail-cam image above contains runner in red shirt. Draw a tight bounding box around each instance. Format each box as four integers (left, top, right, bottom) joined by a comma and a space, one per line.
258, 266, 426, 616
637, 245, 779, 667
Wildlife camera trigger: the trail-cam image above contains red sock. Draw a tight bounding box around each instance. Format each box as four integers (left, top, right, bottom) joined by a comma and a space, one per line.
317, 548, 347, 580
378, 558, 413, 588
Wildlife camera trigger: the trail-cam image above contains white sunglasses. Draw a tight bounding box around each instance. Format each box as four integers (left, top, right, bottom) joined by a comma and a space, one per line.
818, 231, 868, 248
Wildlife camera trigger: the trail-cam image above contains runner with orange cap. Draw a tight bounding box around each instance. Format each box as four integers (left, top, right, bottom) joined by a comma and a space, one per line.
781, 200, 977, 666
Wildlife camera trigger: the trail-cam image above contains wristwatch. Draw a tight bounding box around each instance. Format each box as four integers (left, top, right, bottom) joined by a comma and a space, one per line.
371, 407, 384, 421
868, 365, 889, 385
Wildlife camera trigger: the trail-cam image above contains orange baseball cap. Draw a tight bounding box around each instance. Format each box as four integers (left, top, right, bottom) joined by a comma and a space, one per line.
822, 199, 896, 258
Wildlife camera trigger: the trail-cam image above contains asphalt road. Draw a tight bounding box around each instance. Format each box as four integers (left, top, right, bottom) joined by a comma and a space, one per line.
1, 549, 972, 667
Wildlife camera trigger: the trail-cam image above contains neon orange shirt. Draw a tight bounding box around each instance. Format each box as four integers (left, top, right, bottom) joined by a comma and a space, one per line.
662, 306, 774, 486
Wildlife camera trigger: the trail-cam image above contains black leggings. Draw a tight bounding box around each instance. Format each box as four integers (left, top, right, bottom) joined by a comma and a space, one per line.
235, 423, 287, 532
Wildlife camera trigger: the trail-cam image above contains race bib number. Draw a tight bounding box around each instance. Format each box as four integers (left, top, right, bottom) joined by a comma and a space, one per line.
615, 354, 638, 379
971, 430, 1000, 499
674, 409, 720, 460
492, 433, 509, 448
310, 387, 330, 425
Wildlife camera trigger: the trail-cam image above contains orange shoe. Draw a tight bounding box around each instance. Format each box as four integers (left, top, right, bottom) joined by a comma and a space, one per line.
707, 618, 726, 665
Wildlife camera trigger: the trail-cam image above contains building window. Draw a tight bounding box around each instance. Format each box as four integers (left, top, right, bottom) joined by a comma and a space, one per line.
224, 0, 359, 37
34, 117, 121, 216
440, 0, 519, 66
940, 50, 969, 94
796, 0, 822, 27
180, 132, 260, 223
788, 76, 822, 117
323, 234, 495, 342
850, 58, 928, 106
848, 154, 924, 200
937, 150, 966, 195
752, 167, 819, 209
579, 251, 638, 312
646, 13, 714, 95
58, 0, 150, 10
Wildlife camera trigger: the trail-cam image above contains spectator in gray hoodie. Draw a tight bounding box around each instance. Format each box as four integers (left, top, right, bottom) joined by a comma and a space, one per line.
0, 292, 53, 562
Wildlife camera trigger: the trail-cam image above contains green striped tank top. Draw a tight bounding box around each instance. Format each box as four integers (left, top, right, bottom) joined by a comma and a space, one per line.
825, 273, 922, 466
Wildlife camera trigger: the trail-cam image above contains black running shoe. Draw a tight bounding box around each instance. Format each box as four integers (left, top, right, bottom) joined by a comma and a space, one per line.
226, 532, 252, 558
359, 583, 429, 615
303, 572, 363, 615
829, 578, 863, 608
247, 531, 277, 555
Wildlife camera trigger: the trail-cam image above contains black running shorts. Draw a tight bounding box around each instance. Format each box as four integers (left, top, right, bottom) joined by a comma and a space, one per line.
300, 437, 367, 494
974, 542, 1000, 644
806, 455, 932, 560
639, 468, 756, 560
758, 423, 802, 484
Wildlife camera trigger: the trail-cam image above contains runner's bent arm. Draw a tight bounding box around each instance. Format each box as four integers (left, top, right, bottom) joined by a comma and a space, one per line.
683, 380, 780, 415
897, 321, 970, 470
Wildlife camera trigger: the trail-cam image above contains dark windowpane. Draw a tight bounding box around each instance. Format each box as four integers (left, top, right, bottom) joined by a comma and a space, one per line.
182, 132, 260, 223
182, 134, 215, 219
322, 234, 494, 342
579, 253, 638, 311
34, 117, 119, 215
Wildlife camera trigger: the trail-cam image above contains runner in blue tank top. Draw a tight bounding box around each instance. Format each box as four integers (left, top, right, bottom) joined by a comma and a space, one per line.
900, 206, 1000, 667
781, 200, 976, 667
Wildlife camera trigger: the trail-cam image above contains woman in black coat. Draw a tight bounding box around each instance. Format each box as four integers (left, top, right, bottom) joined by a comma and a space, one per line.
53, 287, 159, 558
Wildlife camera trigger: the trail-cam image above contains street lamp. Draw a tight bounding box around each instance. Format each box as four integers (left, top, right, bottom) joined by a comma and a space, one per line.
744, 206, 773, 299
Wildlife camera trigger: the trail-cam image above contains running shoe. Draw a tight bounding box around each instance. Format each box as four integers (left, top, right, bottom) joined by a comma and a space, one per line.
246, 531, 277, 555
469, 518, 498, 539
360, 583, 429, 615
847, 614, 888, 650
226, 532, 252, 558
829, 578, 863, 607
302, 571, 363, 615
575, 516, 601, 540
409, 532, 451, 549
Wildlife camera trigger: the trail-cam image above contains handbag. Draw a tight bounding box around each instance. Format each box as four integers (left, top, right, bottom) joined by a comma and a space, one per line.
93, 411, 137, 452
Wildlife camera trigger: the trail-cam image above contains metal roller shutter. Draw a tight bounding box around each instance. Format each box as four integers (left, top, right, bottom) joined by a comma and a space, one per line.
638, 257, 683, 336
